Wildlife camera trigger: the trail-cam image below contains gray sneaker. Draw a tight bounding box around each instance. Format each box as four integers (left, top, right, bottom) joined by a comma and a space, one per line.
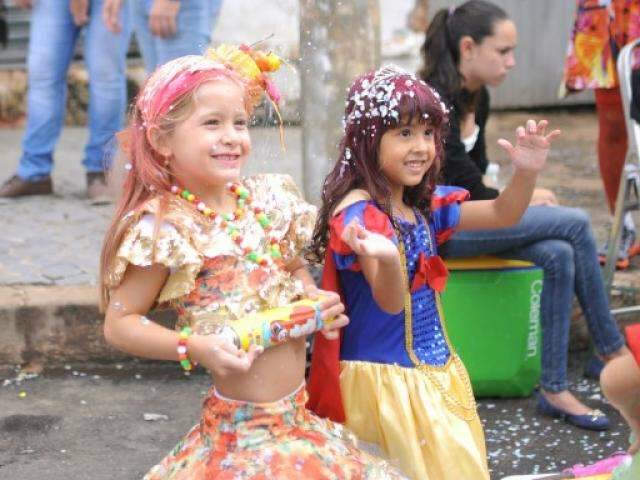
598, 225, 640, 269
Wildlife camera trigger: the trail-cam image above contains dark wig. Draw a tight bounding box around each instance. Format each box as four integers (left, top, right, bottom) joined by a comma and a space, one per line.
419, 0, 508, 113
308, 66, 449, 263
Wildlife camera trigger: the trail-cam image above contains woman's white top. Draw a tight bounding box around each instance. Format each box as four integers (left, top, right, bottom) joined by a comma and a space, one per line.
461, 124, 480, 153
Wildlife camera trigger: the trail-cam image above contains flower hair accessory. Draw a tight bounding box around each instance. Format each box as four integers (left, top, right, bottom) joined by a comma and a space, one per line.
206, 43, 283, 104
120, 44, 287, 159
206, 43, 286, 146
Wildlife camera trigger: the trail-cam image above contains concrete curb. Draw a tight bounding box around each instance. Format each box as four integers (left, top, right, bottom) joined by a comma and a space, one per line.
2, 274, 639, 366
0, 285, 175, 366
0, 285, 107, 365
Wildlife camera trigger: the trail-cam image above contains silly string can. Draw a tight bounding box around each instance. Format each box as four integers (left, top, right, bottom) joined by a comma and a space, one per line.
216, 297, 331, 351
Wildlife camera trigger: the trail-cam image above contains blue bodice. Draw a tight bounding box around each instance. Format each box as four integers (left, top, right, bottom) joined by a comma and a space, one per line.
398, 216, 451, 366
337, 211, 451, 368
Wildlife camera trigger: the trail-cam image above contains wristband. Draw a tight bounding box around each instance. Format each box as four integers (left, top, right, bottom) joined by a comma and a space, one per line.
177, 326, 196, 371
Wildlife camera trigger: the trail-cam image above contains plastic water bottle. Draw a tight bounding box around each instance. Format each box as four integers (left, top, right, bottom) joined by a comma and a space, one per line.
486, 163, 502, 190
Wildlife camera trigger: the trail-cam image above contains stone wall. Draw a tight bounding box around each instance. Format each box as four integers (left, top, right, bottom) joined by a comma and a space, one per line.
0, 65, 146, 126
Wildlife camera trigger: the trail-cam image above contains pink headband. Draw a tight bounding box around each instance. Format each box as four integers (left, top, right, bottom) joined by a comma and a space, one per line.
123, 46, 286, 154
136, 55, 237, 126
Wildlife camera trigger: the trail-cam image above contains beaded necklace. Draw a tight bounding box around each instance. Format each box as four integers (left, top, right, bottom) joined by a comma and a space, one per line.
394, 213, 478, 421
170, 182, 282, 266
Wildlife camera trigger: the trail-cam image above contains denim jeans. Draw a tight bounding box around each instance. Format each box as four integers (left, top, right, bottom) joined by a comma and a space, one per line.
131, 0, 222, 74
17, 0, 130, 181
440, 205, 625, 392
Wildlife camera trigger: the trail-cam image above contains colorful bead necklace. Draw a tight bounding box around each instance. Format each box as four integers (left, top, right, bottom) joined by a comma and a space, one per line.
170, 183, 282, 266
394, 218, 477, 421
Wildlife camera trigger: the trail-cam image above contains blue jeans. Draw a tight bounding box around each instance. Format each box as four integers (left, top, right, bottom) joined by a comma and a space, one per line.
131, 0, 222, 73
440, 206, 625, 392
17, 0, 130, 181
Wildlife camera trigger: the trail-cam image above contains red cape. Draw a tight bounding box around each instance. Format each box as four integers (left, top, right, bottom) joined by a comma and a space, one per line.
306, 248, 346, 422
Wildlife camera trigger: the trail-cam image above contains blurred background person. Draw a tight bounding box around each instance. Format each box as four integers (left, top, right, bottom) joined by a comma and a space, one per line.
103, 0, 222, 74
420, 0, 629, 431
0, 0, 130, 203
561, 0, 640, 270
407, 0, 429, 34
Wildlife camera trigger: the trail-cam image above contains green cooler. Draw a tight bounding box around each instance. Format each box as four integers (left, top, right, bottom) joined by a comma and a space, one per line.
441, 256, 543, 397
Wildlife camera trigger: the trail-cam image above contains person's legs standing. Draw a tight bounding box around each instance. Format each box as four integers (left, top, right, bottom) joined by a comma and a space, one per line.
16, 1, 78, 183
83, 0, 130, 177
130, 0, 158, 73
153, 0, 221, 67
594, 88, 639, 266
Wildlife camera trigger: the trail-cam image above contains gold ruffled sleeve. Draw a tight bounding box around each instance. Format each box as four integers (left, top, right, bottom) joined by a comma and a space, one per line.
245, 174, 317, 262
107, 207, 203, 304
276, 175, 317, 261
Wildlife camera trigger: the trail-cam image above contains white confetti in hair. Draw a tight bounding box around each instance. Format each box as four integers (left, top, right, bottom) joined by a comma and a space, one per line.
343, 65, 448, 134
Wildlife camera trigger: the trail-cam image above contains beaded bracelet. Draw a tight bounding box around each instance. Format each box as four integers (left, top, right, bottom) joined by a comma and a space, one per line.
177, 326, 196, 371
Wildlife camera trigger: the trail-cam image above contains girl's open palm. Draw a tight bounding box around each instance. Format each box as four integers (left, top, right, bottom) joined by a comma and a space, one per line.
497, 119, 561, 173
341, 220, 399, 261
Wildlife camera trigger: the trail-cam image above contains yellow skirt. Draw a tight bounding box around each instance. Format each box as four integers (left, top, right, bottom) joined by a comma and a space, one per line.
340, 357, 490, 480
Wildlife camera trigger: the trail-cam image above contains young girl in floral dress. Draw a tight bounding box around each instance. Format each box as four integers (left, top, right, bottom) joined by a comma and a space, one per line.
99, 45, 407, 479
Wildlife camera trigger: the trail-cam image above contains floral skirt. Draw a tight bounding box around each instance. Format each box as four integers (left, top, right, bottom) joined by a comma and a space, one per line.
143, 384, 407, 479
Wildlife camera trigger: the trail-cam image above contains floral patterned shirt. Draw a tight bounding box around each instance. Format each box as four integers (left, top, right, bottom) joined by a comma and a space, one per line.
106, 174, 317, 334
562, 0, 640, 93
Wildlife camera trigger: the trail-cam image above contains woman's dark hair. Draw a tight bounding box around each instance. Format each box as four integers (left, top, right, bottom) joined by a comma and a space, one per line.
419, 0, 508, 111
308, 67, 449, 263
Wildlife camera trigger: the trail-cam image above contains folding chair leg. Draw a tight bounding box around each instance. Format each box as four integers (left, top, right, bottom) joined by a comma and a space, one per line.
603, 165, 629, 291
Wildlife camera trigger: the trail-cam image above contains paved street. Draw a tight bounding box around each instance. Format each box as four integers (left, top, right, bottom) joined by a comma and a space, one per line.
0, 352, 630, 480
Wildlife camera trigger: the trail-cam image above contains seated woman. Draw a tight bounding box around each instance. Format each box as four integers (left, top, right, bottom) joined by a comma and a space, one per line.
420, 0, 629, 430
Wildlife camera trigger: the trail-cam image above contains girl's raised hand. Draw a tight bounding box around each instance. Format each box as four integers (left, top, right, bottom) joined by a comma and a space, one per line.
189, 334, 263, 379
341, 220, 399, 261
497, 119, 561, 173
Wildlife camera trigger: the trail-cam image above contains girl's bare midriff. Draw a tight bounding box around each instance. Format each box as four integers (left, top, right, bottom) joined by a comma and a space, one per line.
213, 337, 307, 403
